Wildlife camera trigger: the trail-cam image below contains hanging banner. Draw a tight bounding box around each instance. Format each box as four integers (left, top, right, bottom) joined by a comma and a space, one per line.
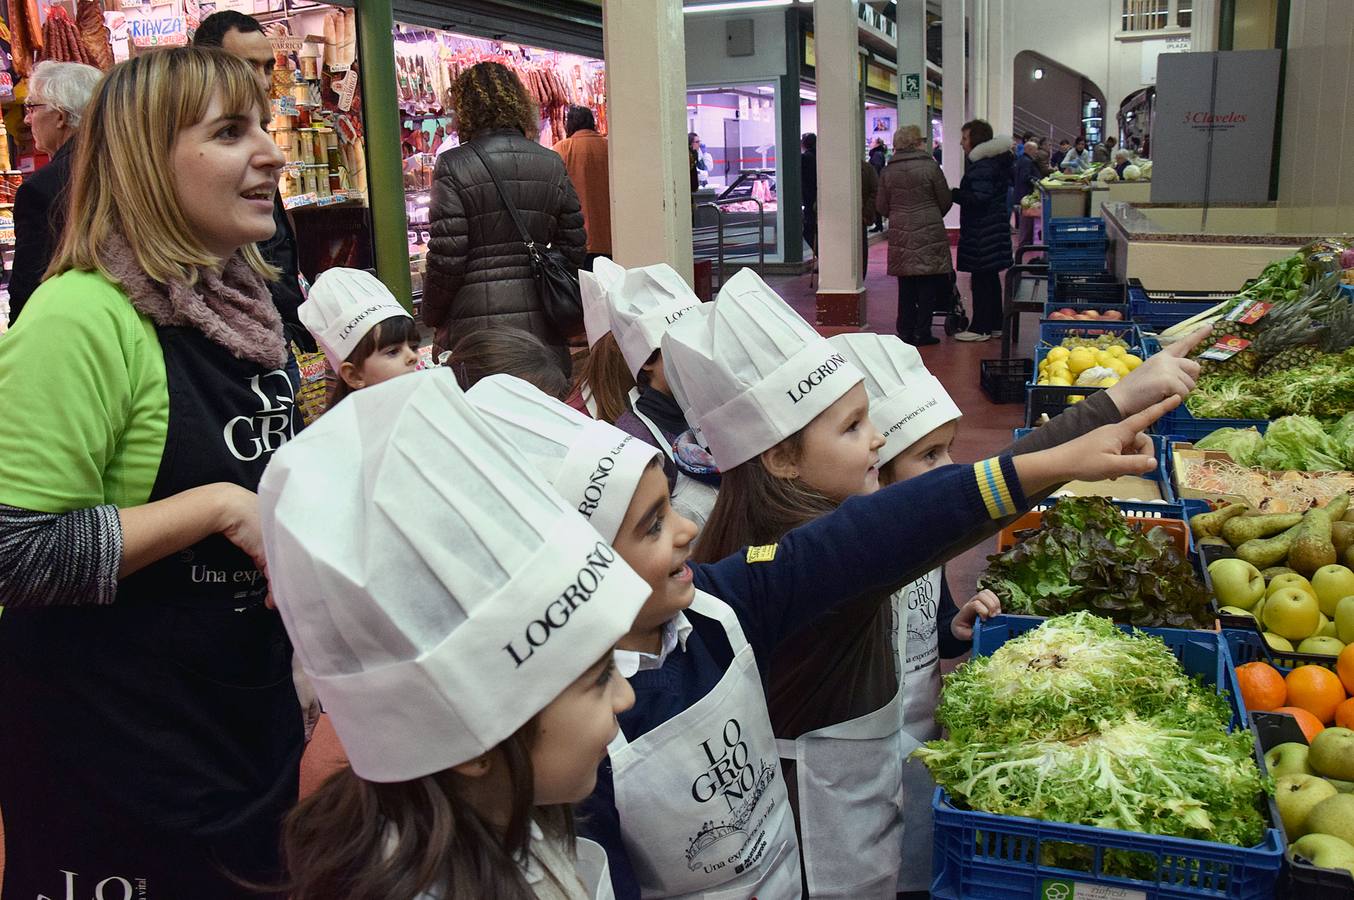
1151, 50, 1282, 204
129, 15, 187, 47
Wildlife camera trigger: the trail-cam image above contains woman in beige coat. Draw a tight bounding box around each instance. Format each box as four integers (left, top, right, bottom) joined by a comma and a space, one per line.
876, 125, 953, 346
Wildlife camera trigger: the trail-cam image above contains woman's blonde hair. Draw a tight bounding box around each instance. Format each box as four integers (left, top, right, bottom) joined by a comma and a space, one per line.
49, 47, 277, 287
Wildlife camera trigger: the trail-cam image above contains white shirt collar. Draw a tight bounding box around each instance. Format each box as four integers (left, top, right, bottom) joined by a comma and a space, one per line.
613, 612, 693, 678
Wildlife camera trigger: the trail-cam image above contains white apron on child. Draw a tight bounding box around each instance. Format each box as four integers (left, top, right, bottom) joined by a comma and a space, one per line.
775, 617, 909, 898
610, 591, 803, 899
894, 566, 945, 893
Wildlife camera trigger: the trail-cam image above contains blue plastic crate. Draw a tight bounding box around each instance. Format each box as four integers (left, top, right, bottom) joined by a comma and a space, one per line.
1047, 216, 1107, 245
1221, 628, 1341, 688
1042, 301, 1131, 319
1155, 405, 1270, 441
1048, 257, 1110, 276
1129, 281, 1234, 332
932, 617, 1281, 900
1038, 319, 1141, 347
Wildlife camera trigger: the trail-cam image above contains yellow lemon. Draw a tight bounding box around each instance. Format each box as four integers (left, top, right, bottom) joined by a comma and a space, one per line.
1122, 353, 1143, 370
1067, 394, 1086, 404
1047, 346, 1071, 362
1097, 376, 1120, 388
1067, 349, 1096, 375
1108, 361, 1130, 377
1049, 375, 1073, 386
1108, 345, 1127, 358
1094, 350, 1117, 368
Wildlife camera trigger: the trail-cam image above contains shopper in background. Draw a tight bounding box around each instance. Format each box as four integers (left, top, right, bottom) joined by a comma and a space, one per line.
554, 105, 611, 264
1060, 136, 1092, 173
1051, 138, 1071, 169
1011, 139, 1040, 222
868, 137, 887, 233
0, 48, 301, 898
952, 119, 1013, 342
448, 325, 572, 399
877, 124, 951, 347
801, 132, 818, 256
6, 60, 101, 326
1114, 147, 1134, 178
1033, 136, 1053, 176
423, 61, 586, 373
1093, 134, 1117, 165
860, 158, 878, 267
687, 131, 699, 192
195, 10, 314, 352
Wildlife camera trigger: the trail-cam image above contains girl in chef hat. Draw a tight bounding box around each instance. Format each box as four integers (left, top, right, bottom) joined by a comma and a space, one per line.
468, 354, 1176, 899
828, 328, 1213, 896
298, 267, 420, 408
661, 268, 1181, 898
568, 261, 635, 422
259, 370, 651, 900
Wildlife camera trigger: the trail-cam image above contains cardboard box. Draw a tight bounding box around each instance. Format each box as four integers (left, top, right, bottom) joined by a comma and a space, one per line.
1171, 441, 1354, 511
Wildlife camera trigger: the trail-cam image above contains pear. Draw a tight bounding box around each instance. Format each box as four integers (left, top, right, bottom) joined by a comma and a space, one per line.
1337, 596, 1354, 645
1310, 728, 1354, 781
1305, 794, 1354, 849
1266, 742, 1315, 777
1290, 833, 1354, 876
1275, 774, 1338, 836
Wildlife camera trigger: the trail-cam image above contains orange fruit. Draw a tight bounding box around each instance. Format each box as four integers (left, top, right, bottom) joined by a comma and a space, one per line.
1273, 706, 1325, 742
1236, 662, 1287, 712
1285, 665, 1348, 724
1336, 697, 1354, 730
1338, 644, 1354, 695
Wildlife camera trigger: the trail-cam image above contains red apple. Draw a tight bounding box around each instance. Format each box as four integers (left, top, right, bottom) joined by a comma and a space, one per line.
1048, 311, 1069, 320
1082, 310, 1102, 319
1102, 309, 1123, 321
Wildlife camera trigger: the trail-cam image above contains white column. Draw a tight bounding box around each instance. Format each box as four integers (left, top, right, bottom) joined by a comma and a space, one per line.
941, 0, 967, 224
1192, 0, 1220, 52
602, 0, 694, 283
895, 0, 927, 140
812, 0, 866, 325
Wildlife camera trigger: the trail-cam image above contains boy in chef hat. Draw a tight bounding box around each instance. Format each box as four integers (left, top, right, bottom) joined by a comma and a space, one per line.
259, 368, 649, 899
467, 367, 1177, 898
663, 268, 1179, 897
298, 267, 419, 408
829, 327, 1214, 896
568, 257, 633, 422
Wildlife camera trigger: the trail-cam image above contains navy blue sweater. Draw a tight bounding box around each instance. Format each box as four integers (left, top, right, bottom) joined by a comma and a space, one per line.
577, 455, 1026, 898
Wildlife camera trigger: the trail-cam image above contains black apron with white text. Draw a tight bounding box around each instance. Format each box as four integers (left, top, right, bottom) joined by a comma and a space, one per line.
0, 325, 303, 900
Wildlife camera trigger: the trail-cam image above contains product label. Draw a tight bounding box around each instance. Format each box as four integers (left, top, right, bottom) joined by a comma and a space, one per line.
1041, 879, 1146, 900
337, 69, 358, 112
1225, 299, 1274, 324
273, 96, 299, 117
1198, 335, 1252, 361
283, 192, 317, 210
128, 15, 186, 46
270, 36, 304, 52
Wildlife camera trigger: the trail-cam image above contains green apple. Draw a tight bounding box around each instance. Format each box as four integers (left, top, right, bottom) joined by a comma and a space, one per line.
1265, 587, 1322, 641
1269, 573, 1318, 599
1275, 774, 1339, 836
1298, 636, 1346, 656
1305, 794, 1354, 848
1313, 565, 1354, 617
1209, 558, 1266, 609
1290, 833, 1354, 876
1252, 596, 1267, 627
1310, 728, 1354, 782
1266, 742, 1315, 777
1337, 596, 1354, 644
1265, 632, 1294, 652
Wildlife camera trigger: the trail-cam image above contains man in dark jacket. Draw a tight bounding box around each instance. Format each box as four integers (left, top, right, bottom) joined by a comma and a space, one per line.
867, 139, 887, 232
8, 61, 102, 325
195, 11, 313, 351
801, 133, 818, 255
952, 119, 1013, 342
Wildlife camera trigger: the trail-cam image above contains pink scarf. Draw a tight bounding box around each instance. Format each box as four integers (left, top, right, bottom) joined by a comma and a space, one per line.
102, 232, 287, 369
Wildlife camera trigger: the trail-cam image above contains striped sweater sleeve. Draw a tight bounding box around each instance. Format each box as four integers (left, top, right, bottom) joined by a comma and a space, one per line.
0, 503, 123, 608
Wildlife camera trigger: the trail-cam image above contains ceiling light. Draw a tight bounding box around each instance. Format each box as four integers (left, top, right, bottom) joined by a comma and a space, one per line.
684, 0, 793, 13
1033, 68, 1044, 80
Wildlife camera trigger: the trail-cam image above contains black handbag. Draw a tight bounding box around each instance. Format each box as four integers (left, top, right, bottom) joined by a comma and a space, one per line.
469, 142, 583, 338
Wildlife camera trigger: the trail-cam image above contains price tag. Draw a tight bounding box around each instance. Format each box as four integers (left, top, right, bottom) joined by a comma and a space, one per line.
0, 227, 15, 244
283, 192, 317, 210
1225, 299, 1274, 325
1041, 879, 1146, 900
1198, 335, 1252, 362
273, 96, 299, 117
337, 69, 359, 112
316, 193, 347, 207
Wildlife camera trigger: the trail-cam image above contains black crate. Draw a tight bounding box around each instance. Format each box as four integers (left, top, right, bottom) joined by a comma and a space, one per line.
980, 358, 1032, 404
1050, 274, 1129, 305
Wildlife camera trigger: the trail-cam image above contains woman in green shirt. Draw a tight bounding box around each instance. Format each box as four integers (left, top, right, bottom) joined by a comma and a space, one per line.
0, 48, 302, 898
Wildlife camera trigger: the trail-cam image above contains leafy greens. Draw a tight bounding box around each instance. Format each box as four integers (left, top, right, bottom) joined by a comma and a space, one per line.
977, 498, 1213, 628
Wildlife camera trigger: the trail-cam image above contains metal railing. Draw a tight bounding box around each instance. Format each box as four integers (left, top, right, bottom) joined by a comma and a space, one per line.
692, 197, 768, 290
1013, 104, 1080, 145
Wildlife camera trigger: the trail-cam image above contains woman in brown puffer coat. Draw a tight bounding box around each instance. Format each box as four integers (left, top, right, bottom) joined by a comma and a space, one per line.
876, 124, 953, 346
423, 62, 586, 374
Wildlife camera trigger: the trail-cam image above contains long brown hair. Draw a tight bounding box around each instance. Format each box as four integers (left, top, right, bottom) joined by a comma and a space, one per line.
692, 433, 837, 565
279, 721, 575, 900
572, 332, 635, 423
450, 327, 570, 399
49, 47, 277, 287
449, 61, 538, 142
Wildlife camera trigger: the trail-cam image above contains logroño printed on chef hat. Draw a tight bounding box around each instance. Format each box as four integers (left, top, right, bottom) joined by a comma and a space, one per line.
606, 263, 701, 378
829, 332, 962, 466
581, 257, 627, 349
467, 374, 662, 542
258, 369, 649, 782
661, 269, 863, 471
298, 267, 411, 364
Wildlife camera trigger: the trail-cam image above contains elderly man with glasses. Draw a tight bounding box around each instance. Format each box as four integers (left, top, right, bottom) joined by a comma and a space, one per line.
8, 61, 103, 326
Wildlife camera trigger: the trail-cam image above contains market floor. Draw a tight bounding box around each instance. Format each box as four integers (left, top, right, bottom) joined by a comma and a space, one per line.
0, 242, 1039, 881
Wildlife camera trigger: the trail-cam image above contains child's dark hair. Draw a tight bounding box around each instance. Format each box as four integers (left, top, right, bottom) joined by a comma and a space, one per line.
449, 327, 570, 400
570, 332, 635, 423
326, 315, 420, 408
278, 718, 576, 899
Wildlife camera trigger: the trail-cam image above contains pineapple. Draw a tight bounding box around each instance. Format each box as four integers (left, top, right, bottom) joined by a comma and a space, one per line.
1318, 302, 1354, 355
1253, 310, 1320, 376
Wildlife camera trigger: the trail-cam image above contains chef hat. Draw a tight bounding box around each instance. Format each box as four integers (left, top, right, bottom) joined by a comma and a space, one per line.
259, 369, 649, 783
607, 263, 701, 378
581, 257, 627, 348
829, 332, 962, 466
467, 374, 662, 541
662, 269, 863, 470
299, 267, 412, 364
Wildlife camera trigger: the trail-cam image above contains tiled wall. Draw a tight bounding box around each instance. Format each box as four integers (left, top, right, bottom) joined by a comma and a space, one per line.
1276, 1, 1354, 234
